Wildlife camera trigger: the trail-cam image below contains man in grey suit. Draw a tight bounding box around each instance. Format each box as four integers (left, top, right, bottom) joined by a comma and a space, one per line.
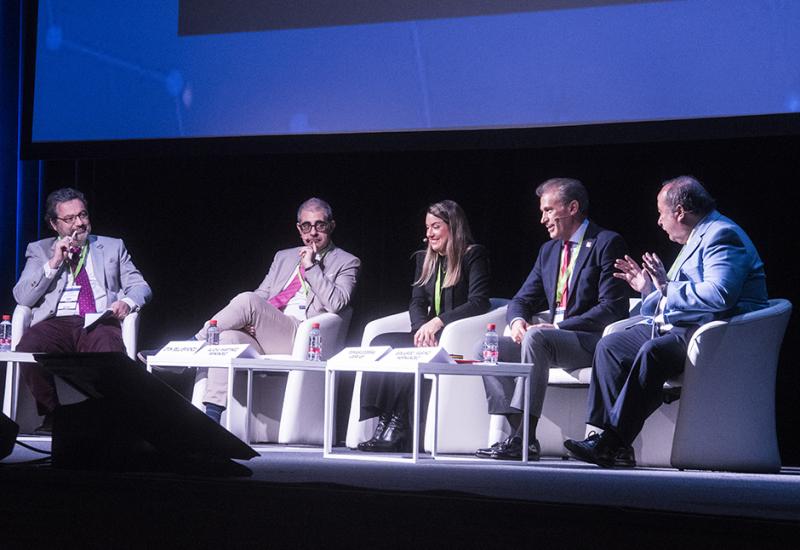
565, 176, 769, 467
197, 197, 360, 422
14, 187, 152, 433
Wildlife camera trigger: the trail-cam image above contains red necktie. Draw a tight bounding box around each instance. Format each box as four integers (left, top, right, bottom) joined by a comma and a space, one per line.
558, 241, 572, 309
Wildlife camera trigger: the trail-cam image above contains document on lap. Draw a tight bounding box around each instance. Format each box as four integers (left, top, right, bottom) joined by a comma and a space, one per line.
83, 309, 114, 329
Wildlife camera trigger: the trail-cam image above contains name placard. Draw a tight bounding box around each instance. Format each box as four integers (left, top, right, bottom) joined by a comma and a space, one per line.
327, 346, 392, 367
193, 344, 258, 364
152, 340, 205, 361
382, 346, 454, 365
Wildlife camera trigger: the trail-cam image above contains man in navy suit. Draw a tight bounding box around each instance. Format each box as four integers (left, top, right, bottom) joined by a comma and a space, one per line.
477, 178, 629, 460
565, 176, 769, 467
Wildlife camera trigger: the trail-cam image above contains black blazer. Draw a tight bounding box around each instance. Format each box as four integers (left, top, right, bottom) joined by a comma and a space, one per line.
506, 221, 629, 350
408, 244, 491, 332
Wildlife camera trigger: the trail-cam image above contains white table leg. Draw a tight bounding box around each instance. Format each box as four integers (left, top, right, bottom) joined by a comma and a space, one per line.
245, 368, 253, 444
522, 373, 531, 462
412, 369, 420, 463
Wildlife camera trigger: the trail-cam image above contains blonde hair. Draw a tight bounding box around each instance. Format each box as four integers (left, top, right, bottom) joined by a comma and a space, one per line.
414, 200, 474, 289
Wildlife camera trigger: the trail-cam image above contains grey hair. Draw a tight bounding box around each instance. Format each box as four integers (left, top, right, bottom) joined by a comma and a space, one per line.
661, 176, 716, 215
297, 197, 333, 222
535, 178, 589, 215
45, 188, 88, 223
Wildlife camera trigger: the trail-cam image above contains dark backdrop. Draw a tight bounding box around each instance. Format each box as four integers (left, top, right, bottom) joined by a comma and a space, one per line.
4, 134, 798, 462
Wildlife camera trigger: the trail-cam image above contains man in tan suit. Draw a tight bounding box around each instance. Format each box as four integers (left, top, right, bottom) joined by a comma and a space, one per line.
196, 197, 360, 422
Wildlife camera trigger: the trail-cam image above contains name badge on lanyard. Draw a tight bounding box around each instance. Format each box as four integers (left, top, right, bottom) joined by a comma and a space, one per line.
57, 285, 81, 316
553, 307, 566, 324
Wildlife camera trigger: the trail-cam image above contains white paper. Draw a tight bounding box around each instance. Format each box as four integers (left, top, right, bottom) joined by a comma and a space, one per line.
84, 309, 114, 329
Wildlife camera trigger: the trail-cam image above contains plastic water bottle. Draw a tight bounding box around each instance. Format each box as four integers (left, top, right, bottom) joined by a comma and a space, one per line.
206, 319, 220, 345
307, 322, 322, 361
0, 314, 11, 352
482, 323, 499, 364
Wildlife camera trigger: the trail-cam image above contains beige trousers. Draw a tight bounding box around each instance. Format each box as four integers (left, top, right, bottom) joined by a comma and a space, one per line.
198, 291, 300, 407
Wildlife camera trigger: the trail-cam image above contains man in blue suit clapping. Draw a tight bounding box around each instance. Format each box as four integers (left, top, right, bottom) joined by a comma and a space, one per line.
565, 175, 769, 468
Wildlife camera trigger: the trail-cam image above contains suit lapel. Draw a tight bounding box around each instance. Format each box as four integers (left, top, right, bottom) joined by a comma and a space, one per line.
543, 240, 560, 314
90, 236, 107, 289
672, 211, 717, 278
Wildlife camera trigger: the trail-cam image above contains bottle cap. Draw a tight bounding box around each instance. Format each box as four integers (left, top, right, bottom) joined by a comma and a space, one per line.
487, 323, 496, 330
312, 322, 320, 329
209, 319, 217, 326
1, 315, 10, 321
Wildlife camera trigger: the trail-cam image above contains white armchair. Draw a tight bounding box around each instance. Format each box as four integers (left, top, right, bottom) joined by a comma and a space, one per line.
192, 308, 352, 445
4, 304, 139, 432
488, 299, 642, 458
345, 298, 509, 450
670, 299, 791, 472
571, 299, 792, 471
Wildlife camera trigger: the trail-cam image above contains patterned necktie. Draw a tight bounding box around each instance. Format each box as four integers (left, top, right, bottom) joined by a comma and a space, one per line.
268, 265, 306, 311
558, 240, 572, 309
71, 257, 97, 316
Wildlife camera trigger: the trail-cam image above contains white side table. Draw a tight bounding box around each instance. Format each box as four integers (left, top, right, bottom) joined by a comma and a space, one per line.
230, 357, 326, 445
1, 351, 36, 420
323, 360, 533, 463
324, 361, 428, 463
420, 361, 533, 462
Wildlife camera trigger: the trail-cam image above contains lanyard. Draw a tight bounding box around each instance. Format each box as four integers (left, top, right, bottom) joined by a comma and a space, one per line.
68, 245, 89, 281
434, 262, 443, 316
296, 248, 329, 295
555, 235, 583, 305
666, 245, 686, 280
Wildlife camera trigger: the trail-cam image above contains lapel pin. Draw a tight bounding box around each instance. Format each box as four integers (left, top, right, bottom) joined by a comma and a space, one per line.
585, 241, 593, 248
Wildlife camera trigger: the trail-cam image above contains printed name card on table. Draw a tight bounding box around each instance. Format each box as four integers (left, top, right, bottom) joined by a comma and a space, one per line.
381, 346, 455, 366
152, 340, 206, 361
327, 346, 392, 367
193, 344, 258, 364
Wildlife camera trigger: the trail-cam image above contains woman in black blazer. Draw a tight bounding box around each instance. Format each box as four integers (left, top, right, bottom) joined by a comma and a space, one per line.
358, 200, 490, 452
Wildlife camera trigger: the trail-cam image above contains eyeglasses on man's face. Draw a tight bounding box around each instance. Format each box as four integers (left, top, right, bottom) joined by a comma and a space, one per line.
56, 211, 90, 225
297, 220, 331, 234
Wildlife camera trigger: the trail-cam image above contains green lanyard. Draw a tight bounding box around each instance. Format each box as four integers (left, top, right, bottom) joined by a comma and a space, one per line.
68, 245, 89, 280
666, 245, 686, 281
555, 235, 583, 305
296, 248, 329, 295
434, 262, 443, 316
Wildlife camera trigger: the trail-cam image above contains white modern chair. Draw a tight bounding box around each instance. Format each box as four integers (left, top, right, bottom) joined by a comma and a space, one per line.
569, 299, 791, 471
670, 298, 791, 472
4, 304, 139, 433
192, 308, 352, 445
345, 298, 509, 451
486, 299, 642, 459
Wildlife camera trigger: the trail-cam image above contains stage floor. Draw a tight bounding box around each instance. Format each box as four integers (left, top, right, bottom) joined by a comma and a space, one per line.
2, 439, 799, 547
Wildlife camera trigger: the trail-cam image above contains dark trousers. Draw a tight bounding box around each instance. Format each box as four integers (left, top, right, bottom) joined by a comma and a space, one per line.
16, 315, 124, 415
359, 332, 415, 421
588, 323, 694, 445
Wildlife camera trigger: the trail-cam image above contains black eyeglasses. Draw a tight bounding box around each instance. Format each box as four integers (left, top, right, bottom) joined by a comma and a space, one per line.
55, 211, 89, 224
297, 220, 331, 233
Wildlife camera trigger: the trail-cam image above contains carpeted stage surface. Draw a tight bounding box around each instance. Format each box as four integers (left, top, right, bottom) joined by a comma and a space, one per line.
2, 441, 799, 548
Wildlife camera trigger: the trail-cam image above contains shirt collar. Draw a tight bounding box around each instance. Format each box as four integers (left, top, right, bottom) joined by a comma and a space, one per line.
566, 218, 589, 245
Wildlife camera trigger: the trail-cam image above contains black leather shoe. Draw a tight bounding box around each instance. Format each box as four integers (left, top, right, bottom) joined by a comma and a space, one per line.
33, 413, 54, 436
614, 443, 637, 468
490, 436, 541, 461
357, 412, 391, 451
573, 431, 636, 467
564, 431, 623, 468
360, 413, 407, 452
475, 441, 502, 458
